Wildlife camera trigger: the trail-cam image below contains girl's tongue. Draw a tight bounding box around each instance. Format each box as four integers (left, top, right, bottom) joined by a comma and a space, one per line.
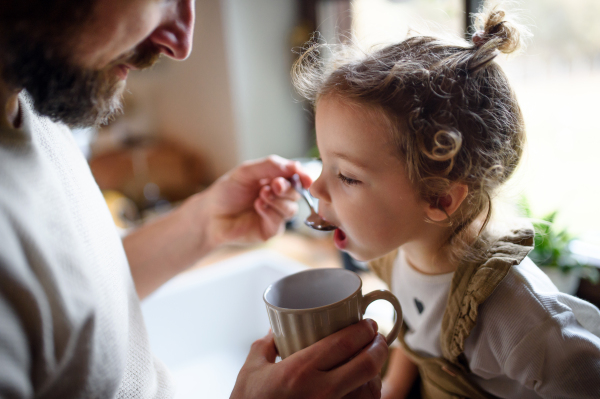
333, 228, 348, 250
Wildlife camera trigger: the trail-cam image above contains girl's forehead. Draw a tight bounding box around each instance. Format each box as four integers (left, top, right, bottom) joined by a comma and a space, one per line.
317, 96, 388, 130
315, 96, 401, 168
316, 96, 395, 140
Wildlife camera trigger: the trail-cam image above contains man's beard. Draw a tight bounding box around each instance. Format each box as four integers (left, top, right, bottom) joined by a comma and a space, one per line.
1, 37, 161, 128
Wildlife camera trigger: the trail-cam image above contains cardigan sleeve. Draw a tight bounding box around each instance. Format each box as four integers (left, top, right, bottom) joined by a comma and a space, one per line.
463, 257, 600, 398
502, 310, 600, 398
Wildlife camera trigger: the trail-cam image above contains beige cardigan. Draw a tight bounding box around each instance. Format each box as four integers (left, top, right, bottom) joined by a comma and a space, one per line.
369, 225, 534, 398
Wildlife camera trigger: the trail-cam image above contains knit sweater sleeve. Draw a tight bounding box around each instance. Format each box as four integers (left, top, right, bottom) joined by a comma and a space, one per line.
0, 93, 174, 399
0, 290, 32, 398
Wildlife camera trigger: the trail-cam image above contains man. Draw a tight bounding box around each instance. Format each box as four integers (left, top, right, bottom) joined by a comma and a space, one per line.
0, 1, 388, 398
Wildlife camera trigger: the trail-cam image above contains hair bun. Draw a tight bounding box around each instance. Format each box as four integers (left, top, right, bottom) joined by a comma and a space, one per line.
471, 31, 488, 47
473, 6, 524, 55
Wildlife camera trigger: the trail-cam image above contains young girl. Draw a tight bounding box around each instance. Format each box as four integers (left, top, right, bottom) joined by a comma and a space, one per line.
291, 6, 600, 398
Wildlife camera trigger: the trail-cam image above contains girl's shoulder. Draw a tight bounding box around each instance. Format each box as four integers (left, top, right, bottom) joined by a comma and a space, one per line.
470, 256, 600, 341
486, 256, 600, 329
464, 256, 600, 382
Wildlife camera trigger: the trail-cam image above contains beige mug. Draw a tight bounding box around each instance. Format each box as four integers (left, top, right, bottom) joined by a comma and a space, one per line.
263, 268, 403, 359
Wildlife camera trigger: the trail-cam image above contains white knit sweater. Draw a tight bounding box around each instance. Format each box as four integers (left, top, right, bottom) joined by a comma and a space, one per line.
0, 93, 174, 398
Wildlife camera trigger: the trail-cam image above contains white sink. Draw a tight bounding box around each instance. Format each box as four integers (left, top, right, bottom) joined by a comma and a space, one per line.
141, 250, 308, 398
141, 249, 396, 398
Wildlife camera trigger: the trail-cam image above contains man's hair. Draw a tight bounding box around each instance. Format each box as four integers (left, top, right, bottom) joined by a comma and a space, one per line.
0, 1, 95, 40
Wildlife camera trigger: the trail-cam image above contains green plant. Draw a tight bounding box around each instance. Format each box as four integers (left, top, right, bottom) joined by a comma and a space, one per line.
519, 198, 599, 284
306, 145, 320, 159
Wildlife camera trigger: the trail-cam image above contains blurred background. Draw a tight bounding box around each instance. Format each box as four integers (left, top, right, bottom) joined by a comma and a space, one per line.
80, 0, 600, 297
77, 1, 599, 395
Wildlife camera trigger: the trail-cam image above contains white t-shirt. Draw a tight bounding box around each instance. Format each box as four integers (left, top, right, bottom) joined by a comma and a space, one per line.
392, 249, 600, 398
0, 93, 174, 398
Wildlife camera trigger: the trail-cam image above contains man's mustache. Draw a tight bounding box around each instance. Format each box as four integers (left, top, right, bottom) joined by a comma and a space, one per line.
110, 42, 162, 71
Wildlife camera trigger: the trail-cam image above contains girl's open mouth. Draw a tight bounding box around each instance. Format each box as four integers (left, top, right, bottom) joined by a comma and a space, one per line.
334, 228, 348, 250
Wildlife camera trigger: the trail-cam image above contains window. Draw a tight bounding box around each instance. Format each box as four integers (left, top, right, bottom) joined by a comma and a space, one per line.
353, 0, 463, 46
495, 0, 600, 240
351, 0, 600, 241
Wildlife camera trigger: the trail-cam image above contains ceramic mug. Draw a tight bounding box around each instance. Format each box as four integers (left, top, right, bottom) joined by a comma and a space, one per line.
263, 268, 403, 359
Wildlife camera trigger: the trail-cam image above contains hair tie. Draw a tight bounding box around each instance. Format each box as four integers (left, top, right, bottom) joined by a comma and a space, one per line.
472, 31, 487, 47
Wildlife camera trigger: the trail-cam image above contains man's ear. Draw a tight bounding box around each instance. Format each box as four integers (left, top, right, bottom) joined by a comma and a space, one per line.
425, 184, 469, 222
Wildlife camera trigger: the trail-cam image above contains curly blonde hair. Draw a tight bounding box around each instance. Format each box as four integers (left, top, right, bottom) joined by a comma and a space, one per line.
293, 6, 527, 254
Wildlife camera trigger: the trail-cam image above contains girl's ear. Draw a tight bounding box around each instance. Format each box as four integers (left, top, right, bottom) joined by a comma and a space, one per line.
425, 184, 469, 222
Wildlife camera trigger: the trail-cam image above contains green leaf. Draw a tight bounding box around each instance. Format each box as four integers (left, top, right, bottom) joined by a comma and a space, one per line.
523, 201, 597, 283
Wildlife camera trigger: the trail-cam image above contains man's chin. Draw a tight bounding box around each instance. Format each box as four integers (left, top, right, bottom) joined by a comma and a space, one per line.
88, 81, 126, 127
100, 81, 126, 122
54, 80, 126, 128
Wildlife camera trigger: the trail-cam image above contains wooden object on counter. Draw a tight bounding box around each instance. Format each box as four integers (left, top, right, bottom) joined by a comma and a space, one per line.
89, 140, 209, 207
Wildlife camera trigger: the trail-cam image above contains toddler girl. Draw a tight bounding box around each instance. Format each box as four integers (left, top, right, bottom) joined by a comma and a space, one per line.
292, 5, 600, 398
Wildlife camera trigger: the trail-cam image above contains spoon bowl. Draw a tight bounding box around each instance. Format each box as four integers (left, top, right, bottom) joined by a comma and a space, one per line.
290, 174, 337, 231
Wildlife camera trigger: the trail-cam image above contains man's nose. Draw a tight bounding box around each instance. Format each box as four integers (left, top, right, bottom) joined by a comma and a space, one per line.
149, 0, 195, 60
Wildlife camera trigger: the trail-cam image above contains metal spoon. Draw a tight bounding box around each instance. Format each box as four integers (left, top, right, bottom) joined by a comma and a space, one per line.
290, 174, 337, 231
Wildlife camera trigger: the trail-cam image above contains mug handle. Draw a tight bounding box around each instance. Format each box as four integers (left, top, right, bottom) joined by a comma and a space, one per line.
361, 290, 403, 346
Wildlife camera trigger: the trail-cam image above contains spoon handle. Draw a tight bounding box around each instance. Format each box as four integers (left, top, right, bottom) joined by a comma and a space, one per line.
290, 174, 316, 210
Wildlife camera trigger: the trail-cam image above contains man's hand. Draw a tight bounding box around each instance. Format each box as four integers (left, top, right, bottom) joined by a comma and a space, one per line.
199, 155, 312, 249
125, 155, 311, 299
230, 319, 388, 399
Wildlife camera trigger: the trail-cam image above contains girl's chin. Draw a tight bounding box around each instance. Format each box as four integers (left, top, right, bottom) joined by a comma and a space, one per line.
334, 230, 367, 262
334, 236, 386, 264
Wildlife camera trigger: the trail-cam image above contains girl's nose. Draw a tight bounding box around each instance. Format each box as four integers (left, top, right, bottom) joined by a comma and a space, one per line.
149, 0, 195, 60
309, 173, 330, 203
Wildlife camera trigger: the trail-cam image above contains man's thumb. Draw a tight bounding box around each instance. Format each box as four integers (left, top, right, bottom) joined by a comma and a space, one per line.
248, 331, 278, 364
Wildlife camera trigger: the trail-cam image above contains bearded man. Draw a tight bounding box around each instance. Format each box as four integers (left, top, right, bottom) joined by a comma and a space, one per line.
0, 1, 387, 398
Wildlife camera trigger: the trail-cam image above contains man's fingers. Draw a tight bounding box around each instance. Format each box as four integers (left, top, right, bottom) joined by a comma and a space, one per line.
331, 334, 388, 398
302, 319, 378, 371
368, 376, 383, 399
298, 171, 313, 190
268, 199, 299, 221
236, 155, 309, 185
254, 198, 286, 238
270, 177, 300, 201
260, 183, 298, 207
259, 186, 299, 219
342, 376, 383, 399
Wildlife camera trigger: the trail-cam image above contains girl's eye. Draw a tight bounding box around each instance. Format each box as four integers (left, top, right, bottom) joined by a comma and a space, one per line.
337, 173, 361, 186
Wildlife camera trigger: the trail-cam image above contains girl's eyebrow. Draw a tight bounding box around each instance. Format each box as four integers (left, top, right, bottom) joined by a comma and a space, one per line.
315, 135, 369, 170
330, 151, 370, 170
315, 136, 369, 170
